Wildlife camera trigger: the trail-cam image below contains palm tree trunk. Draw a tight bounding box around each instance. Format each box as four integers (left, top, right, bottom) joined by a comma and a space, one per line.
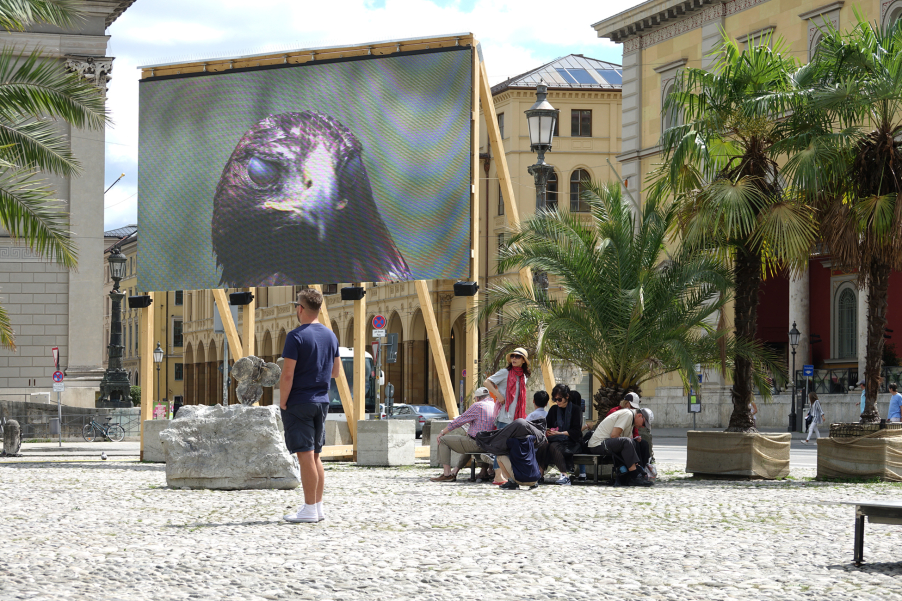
861, 258, 890, 423
726, 247, 762, 432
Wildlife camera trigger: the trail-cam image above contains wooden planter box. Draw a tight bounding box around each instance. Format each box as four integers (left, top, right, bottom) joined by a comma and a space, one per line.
818, 430, 902, 481
686, 431, 790, 479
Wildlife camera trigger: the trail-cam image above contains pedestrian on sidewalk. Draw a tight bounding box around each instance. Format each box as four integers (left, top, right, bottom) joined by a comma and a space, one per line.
279, 289, 341, 524
889, 383, 902, 423
802, 391, 825, 444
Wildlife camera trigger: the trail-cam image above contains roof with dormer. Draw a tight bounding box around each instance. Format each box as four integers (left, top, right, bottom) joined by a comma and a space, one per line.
490, 54, 622, 95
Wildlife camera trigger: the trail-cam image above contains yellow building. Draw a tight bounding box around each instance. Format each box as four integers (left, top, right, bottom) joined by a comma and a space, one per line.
102, 226, 184, 408
168, 54, 622, 414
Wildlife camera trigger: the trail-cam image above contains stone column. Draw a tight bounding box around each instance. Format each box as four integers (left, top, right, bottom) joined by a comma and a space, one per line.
619, 40, 642, 206
789, 269, 811, 370
858, 285, 869, 379
63, 57, 113, 381
402, 340, 416, 404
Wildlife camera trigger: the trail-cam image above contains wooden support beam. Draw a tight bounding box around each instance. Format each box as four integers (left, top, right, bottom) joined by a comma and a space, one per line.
314, 285, 356, 442
318, 444, 354, 459
139, 292, 155, 461
465, 45, 481, 407
415, 280, 459, 418
211, 288, 244, 362
242, 287, 255, 357
352, 283, 368, 432
479, 58, 557, 392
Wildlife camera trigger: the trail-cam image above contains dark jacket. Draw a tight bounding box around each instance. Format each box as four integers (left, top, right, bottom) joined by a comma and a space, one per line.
546, 401, 583, 445
475, 418, 547, 455
507, 435, 541, 483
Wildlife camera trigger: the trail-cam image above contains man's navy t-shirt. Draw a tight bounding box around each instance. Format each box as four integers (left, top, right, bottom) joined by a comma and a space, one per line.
282, 323, 339, 406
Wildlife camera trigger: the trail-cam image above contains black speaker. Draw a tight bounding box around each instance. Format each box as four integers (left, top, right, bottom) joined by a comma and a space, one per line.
453, 281, 479, 296
341, 286, 366, 301
229, 291, 255, 305
127, 295, 153, 309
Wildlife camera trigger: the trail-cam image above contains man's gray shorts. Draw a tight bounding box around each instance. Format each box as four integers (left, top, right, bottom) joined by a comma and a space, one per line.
280, 403, 329, 454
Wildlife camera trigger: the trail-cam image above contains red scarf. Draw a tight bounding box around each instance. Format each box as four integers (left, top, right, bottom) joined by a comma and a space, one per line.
505, 366, 527, 421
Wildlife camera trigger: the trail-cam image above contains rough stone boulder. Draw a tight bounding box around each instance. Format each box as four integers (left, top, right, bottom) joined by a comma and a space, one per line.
160, 404, 300, 490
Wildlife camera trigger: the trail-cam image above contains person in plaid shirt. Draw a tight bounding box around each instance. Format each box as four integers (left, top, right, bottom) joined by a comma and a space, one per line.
430, 387, 497, 482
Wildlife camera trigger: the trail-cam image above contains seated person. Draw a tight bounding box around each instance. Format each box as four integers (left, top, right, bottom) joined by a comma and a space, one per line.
526, 391, 549, 421
430, 387, 495, 482
543, 384, 584, 486
585, 397, 653, 487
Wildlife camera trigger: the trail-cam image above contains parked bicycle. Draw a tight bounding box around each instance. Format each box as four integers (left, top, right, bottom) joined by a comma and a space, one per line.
82, 416, 125, 442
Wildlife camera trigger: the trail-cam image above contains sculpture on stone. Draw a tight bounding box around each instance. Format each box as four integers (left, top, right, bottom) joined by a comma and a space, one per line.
231, 355, 281, 405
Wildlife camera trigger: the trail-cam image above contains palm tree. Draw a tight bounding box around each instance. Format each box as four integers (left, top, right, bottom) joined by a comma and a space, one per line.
648, 34, 816, 432
779, 13, 902, 422
478, 181, 778, 417
0, 0, 108, 349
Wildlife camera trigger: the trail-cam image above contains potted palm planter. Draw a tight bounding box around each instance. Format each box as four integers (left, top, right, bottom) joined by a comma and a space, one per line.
817, 423, 902, 481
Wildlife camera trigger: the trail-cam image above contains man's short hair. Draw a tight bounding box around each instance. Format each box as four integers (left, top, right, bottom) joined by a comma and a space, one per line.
295, 288, 323, 312
533, 390, 549, 408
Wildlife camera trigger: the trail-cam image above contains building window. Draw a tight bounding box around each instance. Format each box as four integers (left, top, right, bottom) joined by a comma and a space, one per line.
498, 184, 504, 216
497, 233, 506, 261
174, 363, 183, 381
175, 290, 183, 305
571, 110, 592, 137
570, 169, 591, 212
837, 287, 857, 359
497, 113, 505, 139
546, 171, 558, 210
322, 284, 337, 295
661, 80, 682, 134
173, 319, 183, 348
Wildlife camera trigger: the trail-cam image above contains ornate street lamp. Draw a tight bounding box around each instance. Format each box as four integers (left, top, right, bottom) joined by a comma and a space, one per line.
789, 321, 801, 432
525, 80, 559, 213
98, 247, 132, 407
153, 342, 164, 414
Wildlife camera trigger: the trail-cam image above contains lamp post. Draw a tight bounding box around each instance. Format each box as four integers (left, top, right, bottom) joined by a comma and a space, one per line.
789, 321, 801, 432
525, 81, 559, 292
99, 247, 132, 407
153, 342, 164, 415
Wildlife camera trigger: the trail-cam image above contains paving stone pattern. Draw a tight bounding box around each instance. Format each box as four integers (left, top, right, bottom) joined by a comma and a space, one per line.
1, 460, 901, 600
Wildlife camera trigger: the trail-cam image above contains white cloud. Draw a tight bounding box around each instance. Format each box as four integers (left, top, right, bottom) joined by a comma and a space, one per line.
103, 0, 628, 229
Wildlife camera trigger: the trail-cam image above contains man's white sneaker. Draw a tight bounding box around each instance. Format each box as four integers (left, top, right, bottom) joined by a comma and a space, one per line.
556, 475, 572, 486
316, 502, 324, 522
284, 504, 319, 523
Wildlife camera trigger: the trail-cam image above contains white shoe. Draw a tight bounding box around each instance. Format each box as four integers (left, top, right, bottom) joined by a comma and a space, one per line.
284, 504, 319, 523
316, 502, 324, 522
556, 475, 571, 486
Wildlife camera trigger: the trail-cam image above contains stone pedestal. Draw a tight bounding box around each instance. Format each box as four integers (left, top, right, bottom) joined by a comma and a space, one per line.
141, 419, 169, 463
160, 405, 300, 490
356, 419, 415, 467
325, 419, 352, 446
2, 420, 21, 456
686, 431, 790, 479
817, 436, 902, 481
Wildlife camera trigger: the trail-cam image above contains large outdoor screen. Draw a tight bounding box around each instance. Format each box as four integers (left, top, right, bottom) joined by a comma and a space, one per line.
138, 46, 473, 291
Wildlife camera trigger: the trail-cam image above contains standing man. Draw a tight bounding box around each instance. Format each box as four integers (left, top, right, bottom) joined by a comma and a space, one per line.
280, 288, 341, 523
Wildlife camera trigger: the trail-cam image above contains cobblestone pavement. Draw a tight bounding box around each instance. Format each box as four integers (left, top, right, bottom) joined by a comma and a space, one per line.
1, 460, 901, 601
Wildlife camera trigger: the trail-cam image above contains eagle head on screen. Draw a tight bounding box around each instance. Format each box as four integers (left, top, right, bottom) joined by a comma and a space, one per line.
212, 111, 413, 287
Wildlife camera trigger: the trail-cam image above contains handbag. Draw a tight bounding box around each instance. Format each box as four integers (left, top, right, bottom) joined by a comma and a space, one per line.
805, 414, 814, 429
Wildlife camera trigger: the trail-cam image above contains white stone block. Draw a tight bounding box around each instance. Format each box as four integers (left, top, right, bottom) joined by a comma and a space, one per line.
142, 419, 168, 462
160, 404, 300, 490
356, 419, 415, 467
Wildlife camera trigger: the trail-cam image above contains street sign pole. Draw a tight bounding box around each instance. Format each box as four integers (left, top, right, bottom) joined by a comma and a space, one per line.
57, 389, 61, 447
52, 370, 64, 447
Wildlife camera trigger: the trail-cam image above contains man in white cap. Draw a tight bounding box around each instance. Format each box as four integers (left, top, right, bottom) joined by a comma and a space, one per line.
430, 387, 497, 482
585, 394, 653, 486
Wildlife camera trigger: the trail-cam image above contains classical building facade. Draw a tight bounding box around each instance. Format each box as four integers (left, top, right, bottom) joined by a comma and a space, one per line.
102, 226, 184, 407
0, 1, 136, 407
593, 0, 902, 413
176, 54, 622, 413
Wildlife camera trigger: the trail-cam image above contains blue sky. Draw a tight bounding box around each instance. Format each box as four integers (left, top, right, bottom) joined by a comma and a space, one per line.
102, 0, 626, 229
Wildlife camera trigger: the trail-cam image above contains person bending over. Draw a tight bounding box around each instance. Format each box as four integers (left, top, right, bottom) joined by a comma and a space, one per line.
585, 397, 652, 486
430, 387, 496, 482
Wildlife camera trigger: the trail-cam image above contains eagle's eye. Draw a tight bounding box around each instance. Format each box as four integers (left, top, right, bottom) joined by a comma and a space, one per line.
247, 157, 280, 186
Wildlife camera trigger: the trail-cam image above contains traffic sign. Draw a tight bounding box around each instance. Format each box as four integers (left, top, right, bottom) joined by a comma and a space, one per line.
372, 315, 386, 329
803, 365, 814, 377
373, 329, 386, 338
52, 371, 64, 383
53, 382, 64, 392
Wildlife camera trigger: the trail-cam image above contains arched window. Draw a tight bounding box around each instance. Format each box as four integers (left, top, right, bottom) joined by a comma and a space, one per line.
570, 169, 591, 212
837, 287, 857, 359
884, 0, 902, 28
661, 79, 681, 134
546, 171, 558, 210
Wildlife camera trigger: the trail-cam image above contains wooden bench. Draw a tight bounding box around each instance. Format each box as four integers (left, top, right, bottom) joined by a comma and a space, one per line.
841, 500, 902, 566
572, 453, 615, 484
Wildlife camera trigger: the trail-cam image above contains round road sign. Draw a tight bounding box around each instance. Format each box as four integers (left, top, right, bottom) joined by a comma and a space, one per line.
52, 370, 64, 382
372, 315, 386, 329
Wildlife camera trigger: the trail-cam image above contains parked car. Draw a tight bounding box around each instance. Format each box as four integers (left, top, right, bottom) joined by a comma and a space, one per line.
384, 403, 421, 436
409, 404, 449, 438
